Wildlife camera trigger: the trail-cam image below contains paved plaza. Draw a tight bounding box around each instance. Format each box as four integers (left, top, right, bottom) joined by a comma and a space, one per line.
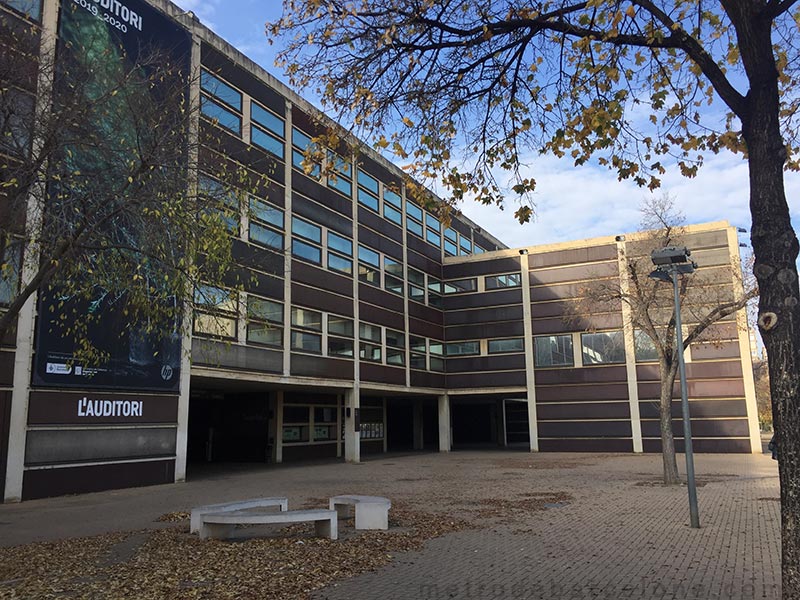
0, 450, 781, 599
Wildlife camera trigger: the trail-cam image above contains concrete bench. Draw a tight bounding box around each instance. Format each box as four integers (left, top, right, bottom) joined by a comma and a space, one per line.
190, 497, 288, 534
329, 495, 391, 530
199, 508, 338, 540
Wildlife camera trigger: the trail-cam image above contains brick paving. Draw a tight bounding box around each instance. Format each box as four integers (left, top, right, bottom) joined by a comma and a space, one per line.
0, 451, 781, 599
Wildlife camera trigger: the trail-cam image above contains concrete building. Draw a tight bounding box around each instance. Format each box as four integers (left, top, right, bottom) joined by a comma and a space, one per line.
0, 0, 760, 501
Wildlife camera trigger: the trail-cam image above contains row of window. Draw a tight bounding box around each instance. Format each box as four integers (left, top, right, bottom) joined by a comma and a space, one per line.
200, 69, 490, 260
443, 272, 522, 295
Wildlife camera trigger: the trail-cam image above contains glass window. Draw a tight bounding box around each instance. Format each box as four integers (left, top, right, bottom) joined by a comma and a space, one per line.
384, 204, 402, 225
581, 331, 626, 365
408, 269, 425, 286
358, 245, 380, 267
359, 323, 382, 342
359, 264, 379, 286
408, 284, 425, 302
201, 96, 241, 135
328, 174, 352, 197
406, 201, 423, 221
0, 88, 34, 156
328, 152, 352, 179
357, 188, 379, 211
386, 329, 405, 349
384, 257, 403, 276
444, 240, 457, 256
328, 338, 354, 358
328, 253, 353, 274
247, 296, 283, 323
425, 213, 440, 231
443, 278, 477, 294
201, 71, 242, 111
460, 236, 473, 252
292, 239, 321, 264
194, 285, 237, 313
444, 228, 457, 242
291, 307, 322, 331
410, 336, 426, 353
250, 102, 284, 137
292, 216, 321, 243
194, 313, 236, 338
635, 330, 660, 362
0, 243, 21, 305
386, 348, 405, 366
291, 331, 322, 353
430, 356, 445, 372
247, 322, 282, 346
2, 0, 41, 19
407, 219, 423, 237
250, 222, 283, 249
360, 342, 382, 362
292, 149, 321, 178
328, 231, 353, 256
429, 341, 444, 356
251, 126, 284, 158
426, 229, 441, 247
410, 354, 427, 370
385, 275, 403, 295
474, 244, 486, 254
534, 335, 574, 367
486, 273, 522, 289
249, 197, 283, 228
488, 338, 525, 354
328, 315, 354, 337
383, 189, 401, 208
446, 341, 480, 356
357, 169, 379, 194
292, 128, 314, 150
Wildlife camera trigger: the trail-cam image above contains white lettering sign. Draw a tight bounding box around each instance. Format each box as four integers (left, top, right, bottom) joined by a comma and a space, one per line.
71, 0, 143, 34
77, 397, 143, 418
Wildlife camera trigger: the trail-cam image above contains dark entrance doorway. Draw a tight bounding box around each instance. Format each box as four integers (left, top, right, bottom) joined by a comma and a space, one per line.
0, 391, 11, 499
451, 400, 498, 447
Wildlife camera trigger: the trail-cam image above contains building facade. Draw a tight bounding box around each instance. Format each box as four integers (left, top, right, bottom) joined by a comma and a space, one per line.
0, 0, 760, 501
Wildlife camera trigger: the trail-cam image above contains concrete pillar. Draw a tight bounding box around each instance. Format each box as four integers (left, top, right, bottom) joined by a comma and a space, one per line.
344, 386, 361, 463
437, 394, 451, 452
412, 398, 424, 450
519, 251, 539, 451
274, 391, 284, 463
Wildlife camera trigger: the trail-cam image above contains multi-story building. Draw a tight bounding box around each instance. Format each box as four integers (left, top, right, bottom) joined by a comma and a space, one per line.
0, 0, 760, 501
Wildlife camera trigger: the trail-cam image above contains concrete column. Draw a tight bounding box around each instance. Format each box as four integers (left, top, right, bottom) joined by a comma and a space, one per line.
274, 391, 284, 463
500, 399, 508, 447
412, 398, 424, 450
344, 386, 361, 463
336, 394, 343, 458
519, 251, 539, 451
282, 99, 293, 377
437, 394, 451, 452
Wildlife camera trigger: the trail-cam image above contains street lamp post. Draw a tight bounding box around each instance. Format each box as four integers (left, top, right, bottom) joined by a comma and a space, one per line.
650, 247, 700, 529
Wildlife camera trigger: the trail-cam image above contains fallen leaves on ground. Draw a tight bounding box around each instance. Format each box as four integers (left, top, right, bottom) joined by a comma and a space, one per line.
155, 511, 190, 523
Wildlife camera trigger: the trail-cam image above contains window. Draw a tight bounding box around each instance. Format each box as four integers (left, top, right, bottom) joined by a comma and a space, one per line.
426, 228, 441, 247
0, 87, 34, 156
383, 188, 401, 208
384, 203, 402, 225
359, 322, 382, 362
444, 239, 458, 256
291, 307, 322, 353
246, 296, 283, 347
534, 335, 574, 367
635, 330, 659, 362
425, 213, 440, 231
201, 71, 242, 111
327, 151, 352, 197
430, 340, 445, 371
488, 338, 524, 354
406, 201, 424, 237
384, 257, 403, 295
283, 406, 309, 443
358, 245, 380, 286
444, 228, 457, 242
328, 314, 354, 358
249, 197, 283, 250
292, 217, 322, 264
486, 273, 522, 289
199, 175, 239, 233
327, 231, 353, 275
446, 341, 480, 356
251, 126, 284, 159
327, 231, 352, 256
358, 188, 379, 212
357, 169, 379, 212
427, 277, 443, 308
291, 127, 321, 177
386, 329, 406, 366
581, 331, 626, 365
201, 87, 241, 135
292, 239, 321, 264
193, 285, 237, 338
443, 278, 477, 294
474, 244, 486, 254
460, 236, 473, 255
250, 102, 285, 137
409, 336, 427, 370
357, 169, 379, 194
2, 0, 42, 19
0, 242, 21, 305
408, 268, 425, 303
292, 216, 321, 243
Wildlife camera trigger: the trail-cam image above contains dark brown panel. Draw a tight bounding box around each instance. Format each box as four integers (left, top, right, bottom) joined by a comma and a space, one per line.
407, 248, 442, 275
358, 227, 403, 260
535, 366, 628, 385
361, 439, 384, 455
282, 443, 338, 461
444, 256, 520, 279
359, 285, 404, 313
530, 262, 618, 286
290, 105, 325, 138
357, 208, 403, 244
0, 391, 10, 500
410, 371, 446, 389
640, 418, 750, 438
449, 215, 472, 238
637, 379, 746, 400
407, 235, 441, 261
445, 305, 523, 326
447, 371, 526, 388
28, 392, 178, 425
636, 360, 743, 382
192, 340, 283, 374
291, 355, 354, 380
446, 320, 525, 341
356, 154, 398, 188
642, 438, 750, 453
293, 282, 354, 317
532, 313, 623, 335
232, 240, 284, 277
535, 383, 629, 403
293, 193, 353, 237
292, 261, 354, 298
538, 421, 632, 438
638, 399, 749, 419
292, 172, 352, 217
473, 230, 502, 252
199, 124, 283, 184
408, 303, 444, 327
408, 317, 444, 338
201, 44, 285, 115
360, 363, 405, 385
359, 301, 405, 330
529, 245, 618, 269
285, 392, 339, 403
0, 351, 13, 386
455, 393, 526, 402
537, 402, 631, 421
443, 289, 522, 311
529, 282, 586, 302
447, 355, 526, 373
691, 341, 742, 361
539, 438, 633, 452
22, 459, 175, 500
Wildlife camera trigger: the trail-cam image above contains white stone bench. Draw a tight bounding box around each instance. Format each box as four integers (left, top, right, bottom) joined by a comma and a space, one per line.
329, 495, 391, 530
190, 497, 288, 534
199, 508, 338, 540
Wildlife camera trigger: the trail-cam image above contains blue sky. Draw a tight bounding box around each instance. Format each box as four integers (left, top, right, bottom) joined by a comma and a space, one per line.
173, 0, 800, 251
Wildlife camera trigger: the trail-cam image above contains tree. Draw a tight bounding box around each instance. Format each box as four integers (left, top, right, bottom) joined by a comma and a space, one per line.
0, 6, 255, 363
269, 1, 800, 594
571, 195, 757, 484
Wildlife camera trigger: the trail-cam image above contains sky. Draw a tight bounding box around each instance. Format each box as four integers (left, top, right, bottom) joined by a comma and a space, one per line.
173, 0, 800, 252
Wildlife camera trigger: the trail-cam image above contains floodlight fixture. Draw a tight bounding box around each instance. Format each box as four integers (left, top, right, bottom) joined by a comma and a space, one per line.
651, 246, 692, 266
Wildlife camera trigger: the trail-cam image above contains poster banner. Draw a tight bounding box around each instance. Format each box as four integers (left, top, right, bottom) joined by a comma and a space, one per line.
32, 0, 191, 391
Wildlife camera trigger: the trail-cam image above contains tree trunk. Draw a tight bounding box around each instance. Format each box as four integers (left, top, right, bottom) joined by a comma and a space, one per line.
659, 359, 680, 484
729, 7, 800, 597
